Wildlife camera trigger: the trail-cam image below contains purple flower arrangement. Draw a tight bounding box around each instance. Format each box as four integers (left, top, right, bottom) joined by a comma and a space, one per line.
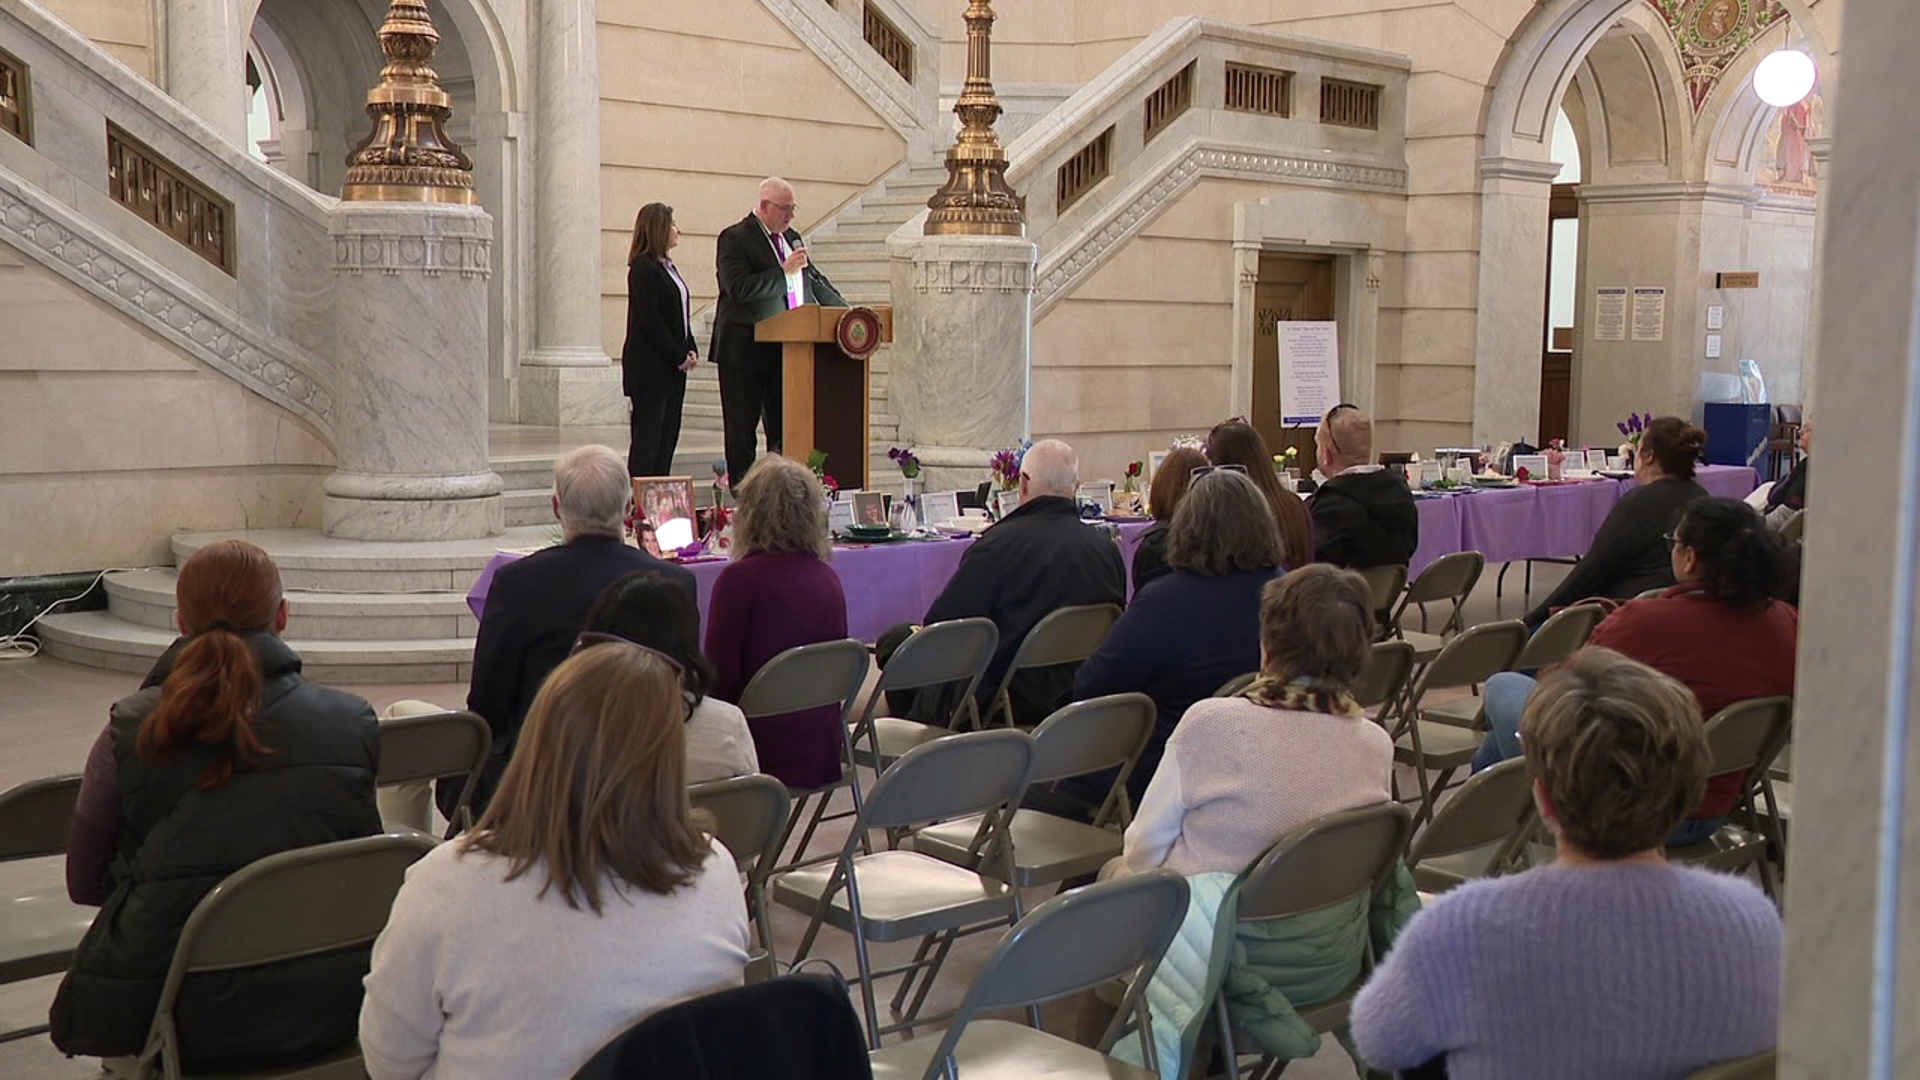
989, 448, 1020, 491
888, 446, 922, 479
1616, 411, 1648, 443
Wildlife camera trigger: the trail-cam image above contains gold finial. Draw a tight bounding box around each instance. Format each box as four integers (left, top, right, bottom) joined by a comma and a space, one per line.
341, 0, 476, 204
924, 0, 1024, 236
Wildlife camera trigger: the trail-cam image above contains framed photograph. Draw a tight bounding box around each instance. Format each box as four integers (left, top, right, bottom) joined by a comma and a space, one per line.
852, 490, 889, 528
1147, 450, 1170, 485
1512, 454, 1550, 480
632, 476, 696, 549
1078, 481, 1115, 516
922, 490, 961, 527
1584, 449, 1609, 472
827, 500, 854, 535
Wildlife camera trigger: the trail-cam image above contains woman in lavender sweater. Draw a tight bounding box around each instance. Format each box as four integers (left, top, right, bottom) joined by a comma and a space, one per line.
1351, 648, 1781, 1080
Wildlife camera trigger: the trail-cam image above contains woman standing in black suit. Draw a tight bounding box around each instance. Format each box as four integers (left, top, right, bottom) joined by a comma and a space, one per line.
623, 203, 698, 477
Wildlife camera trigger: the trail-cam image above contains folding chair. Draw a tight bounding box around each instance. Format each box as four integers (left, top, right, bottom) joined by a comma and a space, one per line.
690, 774, 792, 975
1389, 620, 1528, 830
976, 604, 1122, 730
1667, 697, 1795, 900
850, 618, 999, 773
1687, 1050, 1776, 1079
737, 639, 873, 870
867, 870, 1189, 1080
1778, 510, 1806, 547
374, 709, 490, 839
1405, 758, 1536, 895
1391, 551, 1485, 662
1423, 603, 1603, 729
1213, 672, 1258, 698
773, 729, 1035, 1047
1353, 640, 1417, 729
1358, 563, 1408, 623
129, 832, 437, 1080
1203, 803, 1414, 1079
0, 773, 92, 1044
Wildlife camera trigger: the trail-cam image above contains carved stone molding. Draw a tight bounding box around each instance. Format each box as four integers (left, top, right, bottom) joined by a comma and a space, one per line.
0, 171, 335, 433
1034, 143, 1407, 315
910, 257, 1032, 294
332, 229, 491, 279
756, 0, 925, 136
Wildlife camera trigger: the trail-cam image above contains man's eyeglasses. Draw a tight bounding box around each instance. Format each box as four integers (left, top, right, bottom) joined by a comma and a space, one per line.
1191, 463, 1250, 479
764, 200, 798, 214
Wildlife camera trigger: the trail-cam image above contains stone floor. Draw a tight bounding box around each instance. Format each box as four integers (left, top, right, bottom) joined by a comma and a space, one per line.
0, 565, 1573, 1077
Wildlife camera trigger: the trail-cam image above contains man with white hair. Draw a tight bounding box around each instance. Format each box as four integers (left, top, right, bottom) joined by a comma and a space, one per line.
911, 439, 1127, 727
458, 444, 695, 815
712, 176, 848, 487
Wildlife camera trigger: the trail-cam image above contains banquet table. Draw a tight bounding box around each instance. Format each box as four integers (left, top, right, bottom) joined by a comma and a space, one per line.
466, 520, 1155, 645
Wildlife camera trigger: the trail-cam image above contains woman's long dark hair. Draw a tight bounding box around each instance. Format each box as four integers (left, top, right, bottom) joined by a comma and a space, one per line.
583, 570, 715, 704
1673, 497, 1790, 612
1204, 420, 1313, 570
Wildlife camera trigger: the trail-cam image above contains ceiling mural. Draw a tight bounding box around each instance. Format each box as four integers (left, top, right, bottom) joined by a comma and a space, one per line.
1644, 0, 1788, 113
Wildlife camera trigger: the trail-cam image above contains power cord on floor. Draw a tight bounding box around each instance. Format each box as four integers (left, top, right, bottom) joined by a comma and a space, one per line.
0, 567, 161, 662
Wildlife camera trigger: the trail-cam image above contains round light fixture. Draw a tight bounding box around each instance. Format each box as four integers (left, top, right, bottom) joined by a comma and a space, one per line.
1753, 49, 1816, 108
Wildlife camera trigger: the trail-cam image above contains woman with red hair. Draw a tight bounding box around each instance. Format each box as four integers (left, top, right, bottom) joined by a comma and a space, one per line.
52, 540, 382, 1068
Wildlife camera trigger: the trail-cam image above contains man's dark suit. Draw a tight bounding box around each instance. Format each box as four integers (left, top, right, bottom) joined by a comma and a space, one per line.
712, 212, 846, 487
453, 534, 697, 817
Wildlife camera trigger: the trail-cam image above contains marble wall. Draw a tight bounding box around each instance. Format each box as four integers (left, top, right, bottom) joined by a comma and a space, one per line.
27, 0, 151, 77
0, 247, 332, 576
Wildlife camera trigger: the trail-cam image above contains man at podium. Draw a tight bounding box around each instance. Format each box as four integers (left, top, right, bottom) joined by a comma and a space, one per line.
713, 176, 847, 487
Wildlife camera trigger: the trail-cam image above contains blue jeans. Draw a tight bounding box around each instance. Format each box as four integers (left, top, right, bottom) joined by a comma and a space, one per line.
1469, 672, 1536, 773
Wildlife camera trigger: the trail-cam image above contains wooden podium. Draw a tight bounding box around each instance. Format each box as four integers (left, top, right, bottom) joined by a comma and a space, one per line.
757, 304, 892, 490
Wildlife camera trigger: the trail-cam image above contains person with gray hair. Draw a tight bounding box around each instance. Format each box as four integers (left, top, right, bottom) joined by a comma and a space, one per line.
460, 444, 695, 816
907, 437, 1127, 727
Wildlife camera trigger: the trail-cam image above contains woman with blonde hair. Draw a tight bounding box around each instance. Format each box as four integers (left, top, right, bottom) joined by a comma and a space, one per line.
1353, 648, 1780, 1078
622, 202, 699, 476
704, 455, 850, 787
360, 644, 750, 1079
53, 540, 382, 1065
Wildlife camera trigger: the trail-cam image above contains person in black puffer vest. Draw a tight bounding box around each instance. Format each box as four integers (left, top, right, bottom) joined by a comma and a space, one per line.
51, 539, 381, 1068
1308, 404, 1419, 572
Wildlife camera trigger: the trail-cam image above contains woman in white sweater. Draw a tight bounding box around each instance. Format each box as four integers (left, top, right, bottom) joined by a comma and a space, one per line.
1114, 563, 1395, 877
360, 643, 751, 1080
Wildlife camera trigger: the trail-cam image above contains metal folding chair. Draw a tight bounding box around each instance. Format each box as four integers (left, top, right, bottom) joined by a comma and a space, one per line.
129, 832, 436, 1079
1423, 602, 1603, 729
374, 709, 490, 839
1666, 697, 1795, 900
1389, 620, 1528, 830
1359, 563, 1408, 621
867, 870, 1189, 1080
1204, 803, 1414, 1079
976, 603, 1122, 730
1354, 640, 1418, 730
772, 730, 1035, 1047
851, 618, 999, 772
0, 773, 90, 1044
1391, 551, 1485, 662
737, 639, 873, 870
1405, 758, 1537, 894
1687, 1050, 1776, 1079
1213, 672, 1258, 698
690, 773, 792, 973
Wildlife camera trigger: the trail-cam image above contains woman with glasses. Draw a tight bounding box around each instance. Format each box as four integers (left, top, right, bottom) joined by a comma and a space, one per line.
1523, 415, 1710, 627
1070, 470, 1288, 809
583, 570, 759, 782
361, 643, 751, 1080
1131, 445, 1208, 591
1204, 419, 1314, 571
704, 455, 849, 789
1471, 497, 1797, 845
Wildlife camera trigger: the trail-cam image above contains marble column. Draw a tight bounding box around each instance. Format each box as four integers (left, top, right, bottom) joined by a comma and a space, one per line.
1468, 155, 1560, 446
886, 225, 1037, 492
323, 205, 505, 540
1780, 0, 1920, 1072
519, 0, 623, 425
165, 0, 249, 146
1800, 137, 1832, 418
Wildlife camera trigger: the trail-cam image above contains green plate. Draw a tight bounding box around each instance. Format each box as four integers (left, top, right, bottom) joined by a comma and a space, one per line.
838, 530, 905, 544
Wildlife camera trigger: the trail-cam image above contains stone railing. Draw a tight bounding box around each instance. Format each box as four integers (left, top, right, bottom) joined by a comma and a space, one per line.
755, 0, 942, 156
0, 0, 340, 434
992, 17, 1413, 317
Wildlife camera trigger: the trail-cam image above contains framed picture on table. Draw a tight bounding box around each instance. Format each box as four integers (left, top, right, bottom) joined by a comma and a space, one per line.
852, 490, 889, 528
921, 491, 961, 527
632, 476, 697, 550
1147, 450, 1170, 485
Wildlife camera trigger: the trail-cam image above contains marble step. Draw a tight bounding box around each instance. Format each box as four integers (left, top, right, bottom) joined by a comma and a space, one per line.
829, 216, 907, 236
503, 488, 554, 528
490, 454, 556, 493
863, 193, 940, 211
806, 238, 890, 261
100, 569, 480, 641
38, 610, 477, 684
169, 526, 556, 593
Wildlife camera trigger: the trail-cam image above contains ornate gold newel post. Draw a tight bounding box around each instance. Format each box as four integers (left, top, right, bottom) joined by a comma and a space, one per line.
924, 0, 1023, 236
341, 0, 477, 204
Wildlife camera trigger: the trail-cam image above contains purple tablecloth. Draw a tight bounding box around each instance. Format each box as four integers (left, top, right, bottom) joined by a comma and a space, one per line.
466, 521, 1154, 645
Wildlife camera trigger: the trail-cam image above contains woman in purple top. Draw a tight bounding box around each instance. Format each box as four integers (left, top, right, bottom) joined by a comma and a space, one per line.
1351, 648, 1781, 1080
704, 456, 850, 789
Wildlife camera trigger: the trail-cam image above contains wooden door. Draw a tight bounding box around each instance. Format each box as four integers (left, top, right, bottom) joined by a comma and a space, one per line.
1252, 254, 1337, 460
1536, 184, 1579, 445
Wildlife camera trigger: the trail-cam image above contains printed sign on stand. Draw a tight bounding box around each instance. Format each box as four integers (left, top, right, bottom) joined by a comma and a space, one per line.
1278, 321, 1342, 427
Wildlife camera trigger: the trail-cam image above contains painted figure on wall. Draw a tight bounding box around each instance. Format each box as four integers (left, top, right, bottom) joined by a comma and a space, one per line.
1761, 88, 1823, 196
1695, 0, 1740, 44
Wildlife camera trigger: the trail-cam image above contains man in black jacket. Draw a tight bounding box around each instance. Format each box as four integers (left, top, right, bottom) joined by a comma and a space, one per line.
1309, 404, 1419, 569
712, 177, 847, 487
910, 439, 1126, 727
458, 444, 695, 816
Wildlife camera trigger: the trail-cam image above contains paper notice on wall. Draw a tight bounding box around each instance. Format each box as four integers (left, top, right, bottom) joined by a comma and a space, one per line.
1632, 286, 1667, 342
1705, 334, 1723, 359
1595, 287, 1628, 341
1278, 321, 1342, 426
